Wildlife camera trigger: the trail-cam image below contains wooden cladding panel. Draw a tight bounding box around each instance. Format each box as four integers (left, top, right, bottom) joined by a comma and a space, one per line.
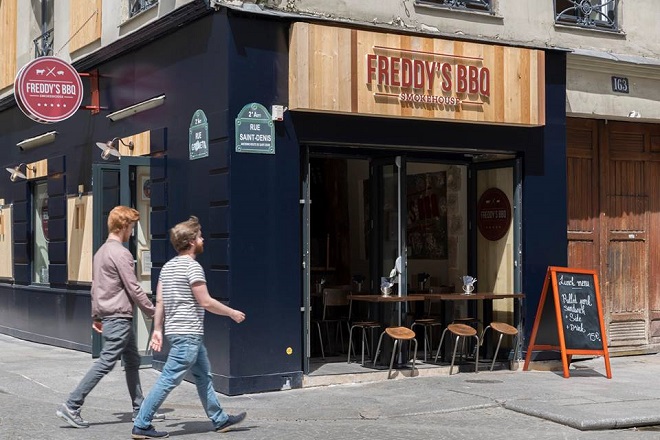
121, 130, 151, 157
67, 194, 93, 282
27, 159, 48, 179
69, 0, 101, 53
649, 162, 660, 313
567, 240, 596, 271
607, 161, 646, 232
567, 157, 595, 234
290, 23, 545, 126
608, 240, 647, 316
0, 0, 17, 89
0, 205, 12, 278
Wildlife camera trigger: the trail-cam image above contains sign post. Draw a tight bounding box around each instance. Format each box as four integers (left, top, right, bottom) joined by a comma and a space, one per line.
523, 266, 612, 378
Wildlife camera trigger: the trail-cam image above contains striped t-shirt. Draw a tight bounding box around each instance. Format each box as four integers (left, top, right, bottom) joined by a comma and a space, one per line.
159, 255, 206, 335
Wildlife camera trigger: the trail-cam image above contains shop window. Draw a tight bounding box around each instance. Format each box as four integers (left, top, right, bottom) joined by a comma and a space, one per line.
32, 181, 50, 284
555, 0, 618, 31
415, 0, 491, 13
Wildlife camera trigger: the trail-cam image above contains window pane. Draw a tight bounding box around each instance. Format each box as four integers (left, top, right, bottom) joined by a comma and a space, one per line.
32, 181, 50, 284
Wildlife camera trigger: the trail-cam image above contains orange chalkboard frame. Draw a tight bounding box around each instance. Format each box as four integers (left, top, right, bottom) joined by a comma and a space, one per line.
523, 266, 612, 379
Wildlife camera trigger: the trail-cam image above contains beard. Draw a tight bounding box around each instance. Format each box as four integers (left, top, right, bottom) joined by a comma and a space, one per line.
194, 241, 204, 255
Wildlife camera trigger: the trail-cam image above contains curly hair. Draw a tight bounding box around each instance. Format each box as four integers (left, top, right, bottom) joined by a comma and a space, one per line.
107, 206, 140, 233
170, 216, 201, 252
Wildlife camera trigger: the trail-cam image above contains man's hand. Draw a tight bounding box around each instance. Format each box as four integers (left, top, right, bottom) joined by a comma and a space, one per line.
150, 330, 163, 352
231, 309, 246, 323
92, 321, 103, 333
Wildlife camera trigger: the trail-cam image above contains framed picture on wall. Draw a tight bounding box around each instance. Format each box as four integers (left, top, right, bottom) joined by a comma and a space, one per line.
139, 175, 151, 202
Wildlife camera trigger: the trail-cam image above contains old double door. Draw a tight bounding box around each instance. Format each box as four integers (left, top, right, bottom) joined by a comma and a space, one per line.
567, 118, 660, 354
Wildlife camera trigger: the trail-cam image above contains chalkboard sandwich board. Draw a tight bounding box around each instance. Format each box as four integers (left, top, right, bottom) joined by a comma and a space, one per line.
523, 266, 611, 379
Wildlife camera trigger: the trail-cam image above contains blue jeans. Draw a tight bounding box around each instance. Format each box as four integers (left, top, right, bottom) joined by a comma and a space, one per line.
134, 334, 228, 429
67, 317, 144, 412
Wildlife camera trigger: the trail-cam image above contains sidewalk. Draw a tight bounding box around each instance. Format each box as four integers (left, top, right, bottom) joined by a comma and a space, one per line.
2, 333, 660, 439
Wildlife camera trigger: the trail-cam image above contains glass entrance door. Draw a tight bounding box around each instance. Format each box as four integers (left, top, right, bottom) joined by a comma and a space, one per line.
371, 157, 407, 325
121, 157, 152, 367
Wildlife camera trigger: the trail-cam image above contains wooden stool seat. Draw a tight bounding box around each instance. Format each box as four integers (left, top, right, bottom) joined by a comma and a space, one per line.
490, 322, 518, 336
447, 323, 477, 338
373, 326, 418, 379
481, 322, 520, 371
353, 321, 381, 328
434, 323, 480, 374
414, 318, 438, 324
386, 326, 416, 340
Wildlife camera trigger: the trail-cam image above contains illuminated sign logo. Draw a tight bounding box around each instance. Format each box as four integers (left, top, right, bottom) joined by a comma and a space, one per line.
14, 56, 84, 124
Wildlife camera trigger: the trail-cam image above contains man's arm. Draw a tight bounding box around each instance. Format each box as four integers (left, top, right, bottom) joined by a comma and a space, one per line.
191, 281, 246, 323
115, 250, 156, 317
150, 281, 165, 352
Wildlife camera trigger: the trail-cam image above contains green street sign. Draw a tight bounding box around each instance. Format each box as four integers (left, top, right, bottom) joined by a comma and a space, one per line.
189, 109, 209, 160
235, 103, 274, 154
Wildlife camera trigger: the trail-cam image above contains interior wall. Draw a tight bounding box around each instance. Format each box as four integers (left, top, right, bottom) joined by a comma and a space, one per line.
346, 159, 370, 291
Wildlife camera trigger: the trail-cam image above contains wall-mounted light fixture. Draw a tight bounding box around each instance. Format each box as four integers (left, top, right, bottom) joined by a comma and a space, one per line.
16, 131, 58, 151
106, 94, 166, 122
96, 137, 134, 160
5, 163, 36, 182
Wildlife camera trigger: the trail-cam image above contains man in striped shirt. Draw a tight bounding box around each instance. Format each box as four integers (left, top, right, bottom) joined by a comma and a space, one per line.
132, 216, 246, 439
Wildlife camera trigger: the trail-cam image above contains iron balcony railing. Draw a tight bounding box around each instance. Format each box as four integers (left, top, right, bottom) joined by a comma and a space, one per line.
33, 28, 54, 58
416, 0, 491, 13
130, 0, 159, 18
555, 0, 618, 31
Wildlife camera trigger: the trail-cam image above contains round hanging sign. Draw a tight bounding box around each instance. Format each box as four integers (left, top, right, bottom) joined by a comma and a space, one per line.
477, 187, 512, 241
14, 56, 84, 124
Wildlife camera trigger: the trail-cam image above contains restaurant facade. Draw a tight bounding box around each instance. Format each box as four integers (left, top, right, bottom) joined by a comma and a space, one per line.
0, 6, 568, 395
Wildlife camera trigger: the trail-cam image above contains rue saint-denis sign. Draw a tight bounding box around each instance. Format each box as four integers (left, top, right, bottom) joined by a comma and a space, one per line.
189, 109, 209, 160
235, 103, 274, 154
15, 56, 84, 124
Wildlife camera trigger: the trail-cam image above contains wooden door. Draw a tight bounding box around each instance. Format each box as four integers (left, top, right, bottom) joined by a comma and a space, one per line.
567, 119, 660, 354
602, 122, 649, 350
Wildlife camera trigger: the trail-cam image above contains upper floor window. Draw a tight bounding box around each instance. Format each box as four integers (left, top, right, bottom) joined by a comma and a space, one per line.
555, 0, 618, 31
130, 0, 159, 18
32, 180, 49, 284
415, 0, 491, 13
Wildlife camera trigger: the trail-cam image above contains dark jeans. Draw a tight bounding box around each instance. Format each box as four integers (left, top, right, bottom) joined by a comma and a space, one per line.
66, 317, 144, 412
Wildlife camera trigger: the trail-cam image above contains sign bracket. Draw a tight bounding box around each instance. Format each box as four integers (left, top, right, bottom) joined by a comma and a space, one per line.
78, 70, 106, 115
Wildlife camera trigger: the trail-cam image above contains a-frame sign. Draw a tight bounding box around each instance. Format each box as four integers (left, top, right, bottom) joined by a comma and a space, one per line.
523, 266, 611, 379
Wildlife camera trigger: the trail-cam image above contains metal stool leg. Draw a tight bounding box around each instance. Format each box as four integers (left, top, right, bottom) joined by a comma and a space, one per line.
388, 339, 399, 379
373, 331, 387, 366
450, 335, 461, 375
347, 325, 356, 363
472, 334, 480, 373
434, 327, 450, 363
315, 322, 324, 360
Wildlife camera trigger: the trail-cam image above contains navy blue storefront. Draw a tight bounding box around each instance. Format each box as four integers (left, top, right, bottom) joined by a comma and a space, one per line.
0, 6, 566, 395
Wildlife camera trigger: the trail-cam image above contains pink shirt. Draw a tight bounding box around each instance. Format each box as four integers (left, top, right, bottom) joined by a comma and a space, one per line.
90, 239, 155, 319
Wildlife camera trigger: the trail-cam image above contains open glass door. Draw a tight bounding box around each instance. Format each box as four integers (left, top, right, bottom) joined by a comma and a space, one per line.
121, 156, 152, 367
302, 147, 311, 374
91, 163, 121, 357
371, 156, 407, 324
472, 158, 522, 360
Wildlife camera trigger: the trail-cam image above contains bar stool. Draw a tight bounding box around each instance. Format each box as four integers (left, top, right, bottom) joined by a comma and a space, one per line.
410, 318, 443, 361
347, 321, 381, 365
481, 322, 519, 371
373, 327, 418, 379
434, 323, 480, 375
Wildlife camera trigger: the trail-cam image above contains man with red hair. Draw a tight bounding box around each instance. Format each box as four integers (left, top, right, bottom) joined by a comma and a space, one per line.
57, 206, 162, 428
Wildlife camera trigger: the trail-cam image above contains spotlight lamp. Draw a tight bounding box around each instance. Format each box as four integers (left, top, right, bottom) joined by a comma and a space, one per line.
5, 163, 36, 182
96, 137, 134, 160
